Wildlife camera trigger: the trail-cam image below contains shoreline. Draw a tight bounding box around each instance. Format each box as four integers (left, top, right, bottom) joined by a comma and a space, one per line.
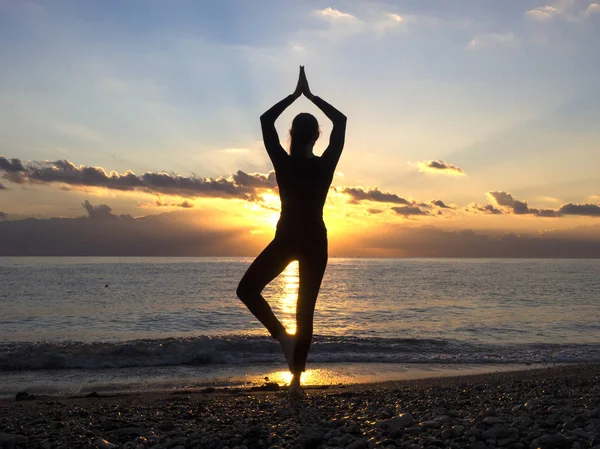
0, 362, 559, 400
1, 363, 599, 448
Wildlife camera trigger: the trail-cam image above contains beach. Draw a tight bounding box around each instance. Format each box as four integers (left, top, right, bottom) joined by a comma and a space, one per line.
1, 364, 599, 449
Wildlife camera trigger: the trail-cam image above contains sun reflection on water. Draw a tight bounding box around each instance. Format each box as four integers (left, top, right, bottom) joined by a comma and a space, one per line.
278, 261, 299, 335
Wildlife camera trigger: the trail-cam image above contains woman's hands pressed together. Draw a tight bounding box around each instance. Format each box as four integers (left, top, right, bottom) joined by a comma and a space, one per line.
293, 66, 315, 101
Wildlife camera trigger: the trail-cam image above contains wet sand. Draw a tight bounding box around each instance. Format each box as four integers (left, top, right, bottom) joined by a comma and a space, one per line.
0, 364, 599, 448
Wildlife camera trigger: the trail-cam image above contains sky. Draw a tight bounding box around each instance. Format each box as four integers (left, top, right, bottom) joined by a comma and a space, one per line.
1, 0, 599, 257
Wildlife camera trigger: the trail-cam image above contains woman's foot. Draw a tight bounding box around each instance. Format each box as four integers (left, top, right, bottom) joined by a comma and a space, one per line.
279, 333, 296, 372
288, 373, 305, 398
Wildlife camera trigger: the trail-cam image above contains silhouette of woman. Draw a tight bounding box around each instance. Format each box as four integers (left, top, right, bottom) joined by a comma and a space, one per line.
237, 66, 346, 396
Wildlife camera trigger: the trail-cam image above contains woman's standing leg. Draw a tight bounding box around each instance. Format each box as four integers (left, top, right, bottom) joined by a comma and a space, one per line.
236, 236, 294, 340
293, 234, 328, 376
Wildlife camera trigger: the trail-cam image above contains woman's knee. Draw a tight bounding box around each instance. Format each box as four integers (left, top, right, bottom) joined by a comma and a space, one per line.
236, 279, 259, 303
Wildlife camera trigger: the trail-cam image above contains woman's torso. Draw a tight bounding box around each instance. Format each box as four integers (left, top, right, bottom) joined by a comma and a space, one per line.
275, 155, 333, 232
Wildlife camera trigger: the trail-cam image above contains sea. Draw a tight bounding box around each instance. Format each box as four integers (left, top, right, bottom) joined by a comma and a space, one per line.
1, 257, 599, 397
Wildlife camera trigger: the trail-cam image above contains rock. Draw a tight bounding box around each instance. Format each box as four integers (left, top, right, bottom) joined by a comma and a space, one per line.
294, 430, 323, 449
453, 425, 466, 436
201, 387, 216, 393
14, 392, 35, 401
347, 439, 367, 449
113, 427, 144, 438
471, 442, 488, 449
484, 417, 505, 425
483, 427, 510, 440
94, 439, 117, 449
420, 420, 441, 429
158, 420, 175, 431
507, 444, 524, 449
339, 433, 354, 446
382, 413, 415, 430
498, 437, 517, 447
441, 429, 454, 439
435, 415, 451, 424
0, 434, 15, 449
251, 382, 280, 391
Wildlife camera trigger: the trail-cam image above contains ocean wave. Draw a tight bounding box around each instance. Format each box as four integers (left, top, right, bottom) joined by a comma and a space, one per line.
1, 335, 599, 371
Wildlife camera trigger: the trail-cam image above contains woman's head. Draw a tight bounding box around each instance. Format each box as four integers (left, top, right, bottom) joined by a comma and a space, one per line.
290, 113, 320, 157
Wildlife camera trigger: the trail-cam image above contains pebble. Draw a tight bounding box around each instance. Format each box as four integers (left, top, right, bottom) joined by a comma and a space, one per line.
420, 420, 441, 429
94, 438, 117, 449
347, 439, 368, 449
484, 417, 505, 425
385, 413, 415, 428
158, 420, 175, 431
0, 366, 599, 449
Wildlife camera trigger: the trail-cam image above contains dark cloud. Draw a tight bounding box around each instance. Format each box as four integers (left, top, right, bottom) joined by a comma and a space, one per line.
361, 225, 600, 258
486, 191, 600, 218
466, 203, 504, 215
0, 208, 258, 256
155, 200, 195, 209
0, 157, 276, 201
82, 200, 119, 220
534, 209, 561, 218
341, 187, 410, 205
391, 206, 428, 216
418, 160, 465, 175
431, 200, 453, 209
488, 191, 530, 214
232, 170, 277, 189
0, 157, 24, 172
367, 208, 384, 214
558, 203, 600, 217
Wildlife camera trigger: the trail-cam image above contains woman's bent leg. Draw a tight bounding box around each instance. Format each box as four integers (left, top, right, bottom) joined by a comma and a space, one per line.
237, 237, 293, 340
293, 236, 328, 373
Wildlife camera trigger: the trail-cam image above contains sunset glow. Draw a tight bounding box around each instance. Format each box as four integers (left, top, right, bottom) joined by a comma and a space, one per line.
0, 0, 599, 257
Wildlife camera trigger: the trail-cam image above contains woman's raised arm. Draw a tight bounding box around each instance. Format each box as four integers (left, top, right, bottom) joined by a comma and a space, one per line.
260, 71, 303, 167
301, 68, 347, 169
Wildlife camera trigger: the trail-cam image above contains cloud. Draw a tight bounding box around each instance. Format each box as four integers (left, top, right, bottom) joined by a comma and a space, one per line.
341, 186, 410, 205
487, 191, 530, 214
314, 7, 358, 21
585, 3, 600, 16
391, 206, 428, 216
385, 13, 405, 23
0, 157, 25, 172
155, 199, 195, 209
0, 157, 277, 201
361, 225, 600, 258
558, 203, 600, 216
466, 203, 503, 215
431, 200, 453, 209
0, 209, 256, 256
82, 200, 119, 220
417, 160, 466, 176
367, 208, 384, 214
525, 5, 558, 20
486, 191, 600, 218
468, 32, 517, 50
526, 2, 600, 21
